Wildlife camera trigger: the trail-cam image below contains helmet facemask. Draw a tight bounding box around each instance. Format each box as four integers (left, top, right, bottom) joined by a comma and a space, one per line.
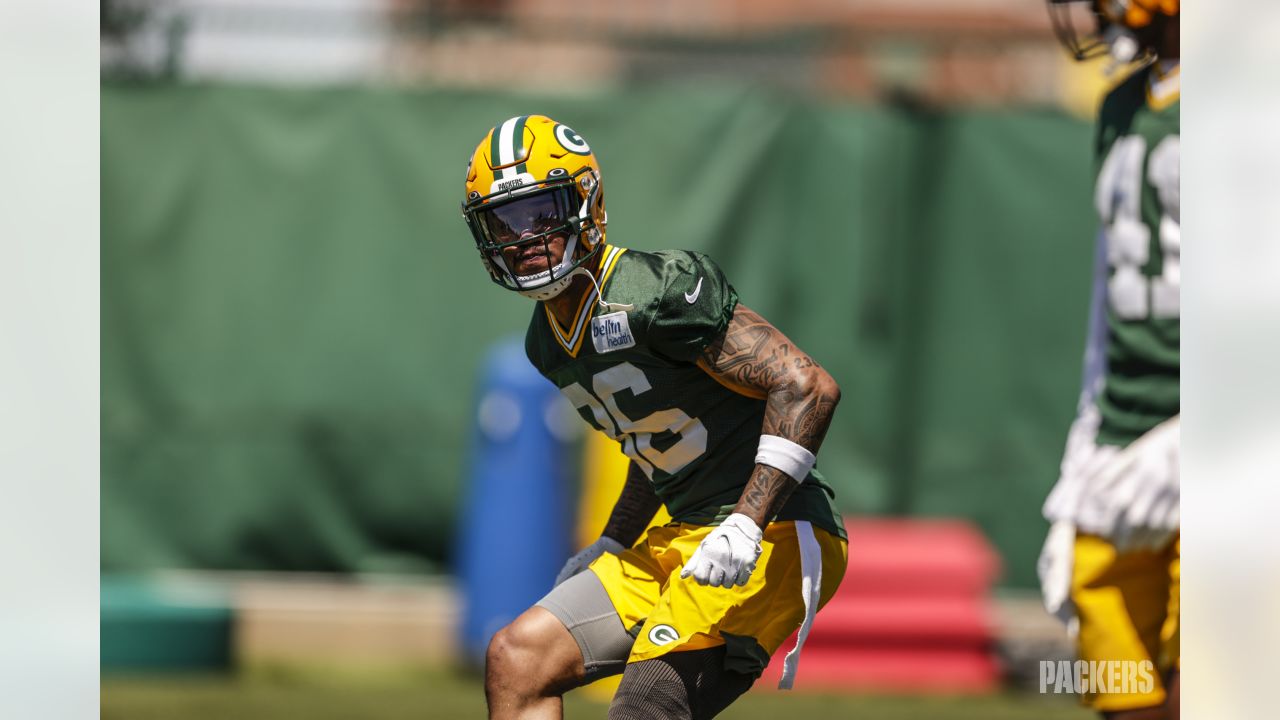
463, 167, 605, 301
1047, 0, 1174, 66
1048, 0, 1111, 61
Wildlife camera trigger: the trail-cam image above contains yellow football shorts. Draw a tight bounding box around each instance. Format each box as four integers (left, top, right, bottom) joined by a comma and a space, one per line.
1071, 532, 1180, 711
587, 520, 848, 676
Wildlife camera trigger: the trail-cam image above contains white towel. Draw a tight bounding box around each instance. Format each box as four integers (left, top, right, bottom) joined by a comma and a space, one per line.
778, 520, 822, 690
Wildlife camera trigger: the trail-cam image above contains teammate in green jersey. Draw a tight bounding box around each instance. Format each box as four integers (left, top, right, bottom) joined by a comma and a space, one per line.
462, 114, 849, 720
1040, 2, 1180, 718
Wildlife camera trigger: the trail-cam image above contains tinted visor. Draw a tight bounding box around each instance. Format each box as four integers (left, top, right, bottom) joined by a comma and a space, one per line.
476, 186, 579, 249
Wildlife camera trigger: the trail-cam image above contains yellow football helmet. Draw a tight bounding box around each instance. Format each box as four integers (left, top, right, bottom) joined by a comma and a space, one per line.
1048, 0, 1178, 62
462, 115, 607, 301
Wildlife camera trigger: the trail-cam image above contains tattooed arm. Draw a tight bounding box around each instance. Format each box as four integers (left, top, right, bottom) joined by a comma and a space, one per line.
697, 303, 841, 527
601, 461, 664, 546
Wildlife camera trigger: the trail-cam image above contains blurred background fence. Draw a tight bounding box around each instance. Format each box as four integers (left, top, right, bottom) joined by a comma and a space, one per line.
100, 0, 1101, 108
102, 77, 1095, 588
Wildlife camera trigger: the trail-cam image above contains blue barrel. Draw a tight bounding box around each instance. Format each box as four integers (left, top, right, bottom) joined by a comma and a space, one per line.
456, 336, 578, 666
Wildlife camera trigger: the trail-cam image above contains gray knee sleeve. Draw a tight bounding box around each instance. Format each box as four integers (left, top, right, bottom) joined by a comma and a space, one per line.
609, 656, 691, 720
535, 570, 633, 681
609, 647, 756, 720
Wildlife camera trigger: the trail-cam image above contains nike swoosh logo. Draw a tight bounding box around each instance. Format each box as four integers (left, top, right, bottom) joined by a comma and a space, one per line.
684, 277, 704, 304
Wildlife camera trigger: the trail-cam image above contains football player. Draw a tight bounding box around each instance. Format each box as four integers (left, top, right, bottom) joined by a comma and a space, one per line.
1040, 2, 1180, 719
462, 115, 848, 720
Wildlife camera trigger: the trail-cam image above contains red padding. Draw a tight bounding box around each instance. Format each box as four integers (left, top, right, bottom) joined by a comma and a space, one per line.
762, 645, 1001, 693
804, 595, 995, 646
839, 518, 1002, 596
759, 517, 1004, 693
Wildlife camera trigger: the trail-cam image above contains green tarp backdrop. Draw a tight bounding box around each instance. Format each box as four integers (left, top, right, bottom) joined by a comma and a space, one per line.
103, 82, 1096, 587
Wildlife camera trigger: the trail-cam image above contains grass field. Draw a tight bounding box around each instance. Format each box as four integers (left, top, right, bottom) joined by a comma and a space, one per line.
103, 671, 1094, 720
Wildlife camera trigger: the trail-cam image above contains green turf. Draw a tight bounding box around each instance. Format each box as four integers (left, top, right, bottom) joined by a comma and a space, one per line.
103, 672, 1094, 720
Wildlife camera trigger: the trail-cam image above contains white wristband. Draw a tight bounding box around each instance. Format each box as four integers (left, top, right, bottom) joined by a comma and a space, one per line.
755, 435, 816, 483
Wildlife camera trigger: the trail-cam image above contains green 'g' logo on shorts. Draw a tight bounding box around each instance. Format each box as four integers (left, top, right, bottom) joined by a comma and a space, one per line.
647, 624, 679, 646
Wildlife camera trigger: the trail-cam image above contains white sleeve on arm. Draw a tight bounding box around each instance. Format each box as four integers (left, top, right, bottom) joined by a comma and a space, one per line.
754, 434, 815, 483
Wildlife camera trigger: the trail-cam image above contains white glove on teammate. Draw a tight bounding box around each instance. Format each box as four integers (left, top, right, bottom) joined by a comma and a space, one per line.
1037, 520, 1078, 629
1083, 417, 1180, 552
1037, 407, 1109, 630
554, 536, 625, 587
680, 513, 764, 588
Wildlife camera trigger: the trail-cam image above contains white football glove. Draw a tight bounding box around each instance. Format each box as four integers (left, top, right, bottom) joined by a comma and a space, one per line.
680, 513, 763, 588
1082, 417, 1180, 552
554, 536, 625, 587
1037, 520, 1078, 630
1042, 405, 1113, 525
1038, 407, 1110, 631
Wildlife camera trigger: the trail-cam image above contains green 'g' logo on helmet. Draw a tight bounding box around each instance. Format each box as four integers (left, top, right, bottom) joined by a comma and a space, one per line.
554, 124, 591, 155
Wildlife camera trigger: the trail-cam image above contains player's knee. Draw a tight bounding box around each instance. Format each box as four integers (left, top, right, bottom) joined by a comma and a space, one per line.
485, 611, 578, 695
485, 623, 533, 685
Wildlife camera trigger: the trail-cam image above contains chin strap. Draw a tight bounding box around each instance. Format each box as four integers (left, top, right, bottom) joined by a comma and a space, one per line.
516, 270, 574, 301
568, 264, 633, 313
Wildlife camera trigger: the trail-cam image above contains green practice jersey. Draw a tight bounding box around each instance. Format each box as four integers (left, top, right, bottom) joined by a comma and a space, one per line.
525, 245, 846, 539
1090, 62, 1180, 446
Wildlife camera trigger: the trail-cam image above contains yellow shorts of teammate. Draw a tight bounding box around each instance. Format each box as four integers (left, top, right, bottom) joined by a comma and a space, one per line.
1072, 532, 1180, 711
588, 520, 848, 676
